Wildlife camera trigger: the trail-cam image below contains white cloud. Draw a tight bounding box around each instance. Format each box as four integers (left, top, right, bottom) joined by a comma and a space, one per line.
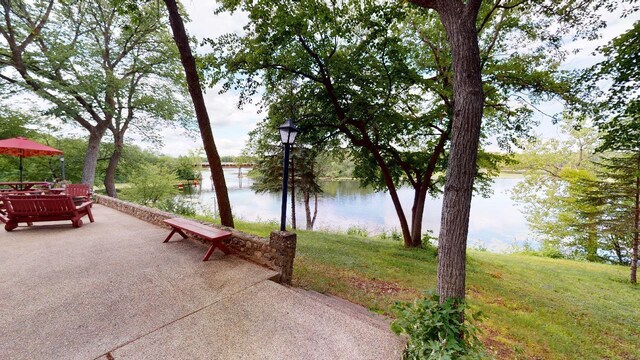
563, 15, 636, 69
201, 87, 263, 128
137, 127, 250, 157
182, 0, 248, 41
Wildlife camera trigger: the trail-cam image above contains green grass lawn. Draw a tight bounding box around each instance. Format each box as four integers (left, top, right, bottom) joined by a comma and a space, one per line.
209, 218, 639, 359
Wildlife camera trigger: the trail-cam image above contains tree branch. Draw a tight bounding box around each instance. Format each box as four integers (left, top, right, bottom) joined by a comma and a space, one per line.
17, 0, 54, 53
263, 63, 321, 82
408, 0, 439, 10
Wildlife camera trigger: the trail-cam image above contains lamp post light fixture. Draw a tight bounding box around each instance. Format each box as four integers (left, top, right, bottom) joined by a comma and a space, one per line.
60, 156, 65, 181
279, 119, 300, 231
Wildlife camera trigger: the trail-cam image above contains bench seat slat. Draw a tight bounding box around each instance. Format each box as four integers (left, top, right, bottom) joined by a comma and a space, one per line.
162, 218, 232, 261
163, 218, 231, 240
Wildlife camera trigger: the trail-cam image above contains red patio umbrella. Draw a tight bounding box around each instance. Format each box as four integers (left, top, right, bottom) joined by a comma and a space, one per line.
0, 137, 63, 183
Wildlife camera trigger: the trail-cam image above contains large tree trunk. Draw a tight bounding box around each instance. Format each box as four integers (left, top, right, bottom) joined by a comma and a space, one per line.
104, 135, 124, 198
164, 0, 234, 227
435, 2, 484, 302
82, 126, 108, 186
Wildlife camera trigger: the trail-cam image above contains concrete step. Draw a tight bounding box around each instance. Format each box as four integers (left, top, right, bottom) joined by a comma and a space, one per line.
290, 287, 394, 333
111, 279, 405, 360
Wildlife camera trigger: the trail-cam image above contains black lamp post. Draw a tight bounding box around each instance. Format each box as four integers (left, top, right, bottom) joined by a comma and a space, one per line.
279, 119, 300, 231
60, 156, 65, 181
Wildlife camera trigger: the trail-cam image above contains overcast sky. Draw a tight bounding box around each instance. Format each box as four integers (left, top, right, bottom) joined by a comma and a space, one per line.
133, 2, 637, 156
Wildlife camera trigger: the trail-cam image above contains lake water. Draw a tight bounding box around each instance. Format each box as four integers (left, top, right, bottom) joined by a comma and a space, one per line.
181, 169, 531, 252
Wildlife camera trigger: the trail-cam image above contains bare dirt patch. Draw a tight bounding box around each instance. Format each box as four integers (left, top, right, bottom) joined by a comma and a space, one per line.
348, 276, 405, 296
479, 326, 517, 359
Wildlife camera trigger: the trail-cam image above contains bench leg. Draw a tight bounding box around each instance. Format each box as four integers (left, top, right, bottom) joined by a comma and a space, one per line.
202, 240, 230, 261
163, 228, 177, 243
163, 227, 189, 243
202, 243, 217, 261
5, 221, 17, 232
87, 207, 95, 223
72, 217, 83, 228
217, 242, 231, 255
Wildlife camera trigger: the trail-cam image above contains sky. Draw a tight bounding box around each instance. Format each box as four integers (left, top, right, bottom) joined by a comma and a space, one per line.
153, 1, 254, 157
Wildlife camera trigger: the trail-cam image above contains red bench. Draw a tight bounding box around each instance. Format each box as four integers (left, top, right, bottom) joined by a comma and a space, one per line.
65, 183, 92, 201
162, 218, 232, 261
2, 195, 94, 231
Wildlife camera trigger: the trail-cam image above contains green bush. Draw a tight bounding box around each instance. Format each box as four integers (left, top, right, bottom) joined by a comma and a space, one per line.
391, 293, 487, 360
540, 243, 565, 259
421, 230, 437, 246
511, 241, 566, 260
120, 163, 178, 206
346, 225, 369, 237
158, 198, 197, 216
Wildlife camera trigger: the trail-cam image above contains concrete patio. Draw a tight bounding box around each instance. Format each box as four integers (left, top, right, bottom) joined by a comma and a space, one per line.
0, 205, 403, 360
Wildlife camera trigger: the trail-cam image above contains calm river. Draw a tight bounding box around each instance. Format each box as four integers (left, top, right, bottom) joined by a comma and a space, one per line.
181, 169, 530, 252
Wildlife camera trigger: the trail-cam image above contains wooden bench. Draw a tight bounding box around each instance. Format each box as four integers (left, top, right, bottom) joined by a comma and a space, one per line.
162, 218, 232, 261
2, 195, 94, 231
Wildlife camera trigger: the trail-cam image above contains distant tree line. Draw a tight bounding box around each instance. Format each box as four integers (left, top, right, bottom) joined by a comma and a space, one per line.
0, 116, 202, 187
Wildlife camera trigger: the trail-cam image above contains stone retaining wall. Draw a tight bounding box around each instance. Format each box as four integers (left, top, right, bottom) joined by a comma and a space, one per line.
94, 195, 296, 284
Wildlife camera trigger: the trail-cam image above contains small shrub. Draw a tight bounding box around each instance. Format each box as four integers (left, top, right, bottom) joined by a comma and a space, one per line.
540, 244, 565, 259
391, 293, 487, 360
158, 198, 197, 216
346, 225, 369, 237
421, 230, 437, 246
120, 163, 178, 206
391, 230, 402, 242
510, 241, 566, 259
470, 242, 488, 252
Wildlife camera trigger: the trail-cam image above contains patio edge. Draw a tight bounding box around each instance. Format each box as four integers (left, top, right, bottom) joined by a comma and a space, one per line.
94, 194, 296, 284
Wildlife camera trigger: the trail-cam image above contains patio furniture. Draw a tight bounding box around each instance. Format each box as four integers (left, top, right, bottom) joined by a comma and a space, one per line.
0, 181, 49, 191
2, 195, 94, 231
65, 183, 92, 200
0, 190, 48, 195
0, 137, 63, 183
162, 218, 232, 261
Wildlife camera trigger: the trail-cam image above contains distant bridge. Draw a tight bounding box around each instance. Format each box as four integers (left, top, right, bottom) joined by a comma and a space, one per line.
201, 162, 255, 168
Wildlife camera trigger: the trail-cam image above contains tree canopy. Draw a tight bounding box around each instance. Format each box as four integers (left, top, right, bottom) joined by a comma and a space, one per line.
204, 0, 576, 250
0, 0, 190, 190
590, 21, 640, 151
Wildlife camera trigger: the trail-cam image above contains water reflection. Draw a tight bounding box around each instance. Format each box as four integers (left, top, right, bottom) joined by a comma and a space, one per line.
186, 169, 530, 252
320, 180, 375, 197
